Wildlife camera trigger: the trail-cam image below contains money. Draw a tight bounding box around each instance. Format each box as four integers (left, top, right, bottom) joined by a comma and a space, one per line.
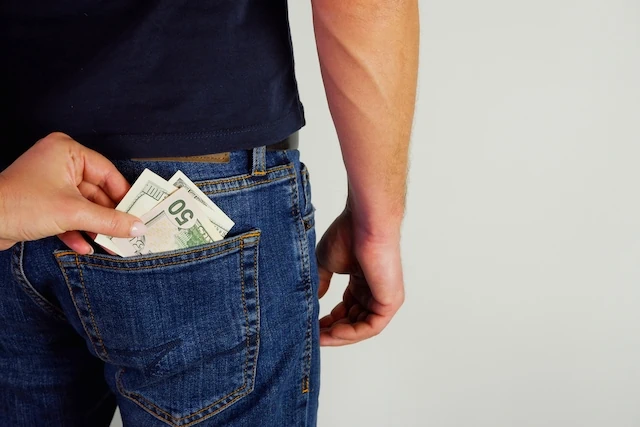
111, 188, 224, 257
168, 171, 234, 237
94, 168, 234, 257
94, 169, 177, 254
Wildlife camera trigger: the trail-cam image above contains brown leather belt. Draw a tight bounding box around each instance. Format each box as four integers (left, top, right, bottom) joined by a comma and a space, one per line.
132, 131, 299, 163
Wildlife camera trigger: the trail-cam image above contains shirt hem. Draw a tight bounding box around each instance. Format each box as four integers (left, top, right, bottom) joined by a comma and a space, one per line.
70, 105, 306, 160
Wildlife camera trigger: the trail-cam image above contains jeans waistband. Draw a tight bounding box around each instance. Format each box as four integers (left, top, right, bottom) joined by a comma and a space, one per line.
112, 145, 298, 186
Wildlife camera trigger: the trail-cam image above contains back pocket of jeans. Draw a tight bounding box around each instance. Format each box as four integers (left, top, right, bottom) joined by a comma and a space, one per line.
54, 229, 261, 426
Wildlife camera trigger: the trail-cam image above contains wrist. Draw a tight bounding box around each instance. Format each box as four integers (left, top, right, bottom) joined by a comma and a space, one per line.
346, 193, 404, 240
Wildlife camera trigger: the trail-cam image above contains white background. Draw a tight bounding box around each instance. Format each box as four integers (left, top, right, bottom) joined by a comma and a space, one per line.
113, 1, 640, 426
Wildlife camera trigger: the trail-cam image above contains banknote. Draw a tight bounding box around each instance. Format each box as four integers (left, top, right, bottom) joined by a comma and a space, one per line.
168, 170, 234, 237
111, 188, 224, 257
94, 169, 177, 255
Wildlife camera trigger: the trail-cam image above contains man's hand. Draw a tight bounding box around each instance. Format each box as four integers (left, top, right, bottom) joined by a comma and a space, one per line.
312, 0, 418, 344
316, 206, 404, 346
0, 132, 146, 253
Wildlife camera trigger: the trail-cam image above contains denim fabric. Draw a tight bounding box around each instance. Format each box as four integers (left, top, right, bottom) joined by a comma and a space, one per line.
0, 148, 320, 426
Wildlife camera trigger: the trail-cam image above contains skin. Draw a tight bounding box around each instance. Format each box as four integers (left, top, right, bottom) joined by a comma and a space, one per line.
0, 132, 146, 253
312, 0, 420, 346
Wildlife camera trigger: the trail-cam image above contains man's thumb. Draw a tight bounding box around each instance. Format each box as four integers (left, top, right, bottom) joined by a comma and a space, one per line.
71, 199, 147, 238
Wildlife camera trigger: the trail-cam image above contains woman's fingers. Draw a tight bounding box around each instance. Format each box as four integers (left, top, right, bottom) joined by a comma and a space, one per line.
65, 197, 145, 238
77, 181, 115, 208
57, 230, 93, 255
75, 143, 131, 204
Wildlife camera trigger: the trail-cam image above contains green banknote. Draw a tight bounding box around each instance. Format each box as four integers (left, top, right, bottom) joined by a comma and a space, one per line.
112, 188, 224, 257
94, 168, 176, 255
168, 170, 234, 237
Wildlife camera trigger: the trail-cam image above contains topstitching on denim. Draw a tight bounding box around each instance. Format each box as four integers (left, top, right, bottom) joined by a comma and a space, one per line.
11, 241, 67, 323
285, 154, 315, 398
55, 230, 262, 427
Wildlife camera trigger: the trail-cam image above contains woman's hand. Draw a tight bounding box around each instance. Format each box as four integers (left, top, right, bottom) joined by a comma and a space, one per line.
0, 132, 146, 253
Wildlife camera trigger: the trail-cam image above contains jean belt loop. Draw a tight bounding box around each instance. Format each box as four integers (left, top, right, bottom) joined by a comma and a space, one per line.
251, 146, 267, 176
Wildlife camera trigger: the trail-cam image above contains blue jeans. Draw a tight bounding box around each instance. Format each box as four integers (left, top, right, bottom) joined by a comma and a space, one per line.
0, 147, 320, 426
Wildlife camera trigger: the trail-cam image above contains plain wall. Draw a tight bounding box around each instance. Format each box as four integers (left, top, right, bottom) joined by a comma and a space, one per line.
113, 1, 640, 426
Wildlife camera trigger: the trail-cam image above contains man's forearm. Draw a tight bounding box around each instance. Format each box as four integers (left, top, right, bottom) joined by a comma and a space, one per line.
312, 0, 419, 236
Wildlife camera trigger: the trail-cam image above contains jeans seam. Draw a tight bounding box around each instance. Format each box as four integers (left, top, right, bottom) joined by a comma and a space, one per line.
11, 242, 67, 323
196, 164, 293, 187
203, 173, 295, 196
55, 256, 104, 359
289, 164, 314, 396
252, 231, 261, 387
75, 254, 110, 360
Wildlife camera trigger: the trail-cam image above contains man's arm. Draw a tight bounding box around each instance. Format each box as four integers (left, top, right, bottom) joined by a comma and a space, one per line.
312, 0, 419, 345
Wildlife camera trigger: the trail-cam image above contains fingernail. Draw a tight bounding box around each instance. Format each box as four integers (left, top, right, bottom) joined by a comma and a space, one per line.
87, 247, 95, 255
130, 222, 147, 237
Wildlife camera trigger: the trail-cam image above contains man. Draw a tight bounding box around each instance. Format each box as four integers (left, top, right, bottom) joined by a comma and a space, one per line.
0, 0, 418, 425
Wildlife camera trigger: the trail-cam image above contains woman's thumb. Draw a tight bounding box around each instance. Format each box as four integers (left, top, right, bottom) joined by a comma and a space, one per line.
70, 199, 147, 238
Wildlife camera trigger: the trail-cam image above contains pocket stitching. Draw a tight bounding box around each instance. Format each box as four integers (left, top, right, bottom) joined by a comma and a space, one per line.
68, 245, 244, 271
56, 237, 257, 361
112, 238, 259, 426
116, 368, 249, 427
53, 231, 260, 264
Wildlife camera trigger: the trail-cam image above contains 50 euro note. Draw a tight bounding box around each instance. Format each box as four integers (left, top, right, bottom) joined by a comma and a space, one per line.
111, 188, 224, 257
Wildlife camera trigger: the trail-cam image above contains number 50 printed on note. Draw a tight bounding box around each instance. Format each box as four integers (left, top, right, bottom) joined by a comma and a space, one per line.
112, 188, 224, 257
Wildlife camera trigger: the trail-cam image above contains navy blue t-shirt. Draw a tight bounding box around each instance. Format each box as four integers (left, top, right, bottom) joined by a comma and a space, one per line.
1, 0, 304, 166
